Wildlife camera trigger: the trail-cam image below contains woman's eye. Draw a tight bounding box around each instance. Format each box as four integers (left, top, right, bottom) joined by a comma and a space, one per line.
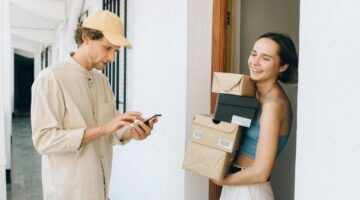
263, 57, 270, 61
251, 53, 256, 56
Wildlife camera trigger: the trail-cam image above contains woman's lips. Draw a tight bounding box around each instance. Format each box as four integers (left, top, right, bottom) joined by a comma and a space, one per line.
250, 67, 263, 73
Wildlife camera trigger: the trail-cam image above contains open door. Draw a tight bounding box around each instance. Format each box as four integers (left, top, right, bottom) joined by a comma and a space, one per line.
209, 0, 229, 199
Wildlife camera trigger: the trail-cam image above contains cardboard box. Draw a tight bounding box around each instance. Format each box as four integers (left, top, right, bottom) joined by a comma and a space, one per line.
214, 94, 259, 127
182, 140, 235, 181
212, 72, 256, 97
182, 114, 241, 180
191, 114, 241, 153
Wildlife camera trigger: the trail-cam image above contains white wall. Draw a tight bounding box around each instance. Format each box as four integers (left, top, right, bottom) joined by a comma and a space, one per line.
295, 0, 360, 199
56, 0, 102, 62
185, 0, 213, 199
34, 50, 42, 78
83, 0, 102, 13
110, 0, 187, 199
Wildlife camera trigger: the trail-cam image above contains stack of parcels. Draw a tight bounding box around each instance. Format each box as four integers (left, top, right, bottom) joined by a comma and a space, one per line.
183, 72, 259, 181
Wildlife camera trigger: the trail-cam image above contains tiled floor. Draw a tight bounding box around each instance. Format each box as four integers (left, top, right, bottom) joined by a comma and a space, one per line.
6, 117, 43, 200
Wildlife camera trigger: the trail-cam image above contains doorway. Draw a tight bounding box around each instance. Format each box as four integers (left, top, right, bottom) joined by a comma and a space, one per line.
14, 53, 34, 116
237, 1, 299, 200
210, 0, 299, 199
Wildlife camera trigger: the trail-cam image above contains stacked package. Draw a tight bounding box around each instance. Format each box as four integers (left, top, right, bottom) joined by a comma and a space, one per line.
182, 72, 259, 181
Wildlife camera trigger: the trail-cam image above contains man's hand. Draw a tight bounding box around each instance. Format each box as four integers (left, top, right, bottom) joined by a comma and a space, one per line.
82, 112, 143, 146
101, 111, 143, 135
122, 117, 159, 141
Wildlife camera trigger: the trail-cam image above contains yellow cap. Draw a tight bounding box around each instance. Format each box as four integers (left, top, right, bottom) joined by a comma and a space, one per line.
82, 10, 132, 49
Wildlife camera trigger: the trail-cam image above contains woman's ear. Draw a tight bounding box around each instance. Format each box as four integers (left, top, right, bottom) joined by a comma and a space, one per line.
279, 63, 289, 73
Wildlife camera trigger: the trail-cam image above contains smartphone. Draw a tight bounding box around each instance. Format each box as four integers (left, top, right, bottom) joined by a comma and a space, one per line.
143, 114, 162, 125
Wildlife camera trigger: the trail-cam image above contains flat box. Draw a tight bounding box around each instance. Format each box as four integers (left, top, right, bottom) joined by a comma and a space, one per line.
212, 72, 256, 97
214, 94, 259, 127
191, 114, 241, 153
182, 140, 235, 181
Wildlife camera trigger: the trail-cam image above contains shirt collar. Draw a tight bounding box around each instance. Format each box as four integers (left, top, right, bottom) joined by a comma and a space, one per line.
67, 52, 93, 75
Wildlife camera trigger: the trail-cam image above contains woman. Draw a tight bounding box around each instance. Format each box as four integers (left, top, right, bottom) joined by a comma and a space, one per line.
212, 32, 298, 200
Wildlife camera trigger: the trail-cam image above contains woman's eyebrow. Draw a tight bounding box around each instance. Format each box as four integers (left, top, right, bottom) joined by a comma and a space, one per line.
261, 53, 273, 58
252, 50, 274, 58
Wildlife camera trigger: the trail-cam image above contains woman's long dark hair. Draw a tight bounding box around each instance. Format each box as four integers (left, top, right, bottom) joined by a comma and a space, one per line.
258, 33, 298, 84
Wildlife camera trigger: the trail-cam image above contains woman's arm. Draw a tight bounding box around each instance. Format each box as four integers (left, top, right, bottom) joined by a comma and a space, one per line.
213, 99, 284, 186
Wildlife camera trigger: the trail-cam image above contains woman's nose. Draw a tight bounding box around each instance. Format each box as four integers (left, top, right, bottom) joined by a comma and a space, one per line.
252, 56, 260, 65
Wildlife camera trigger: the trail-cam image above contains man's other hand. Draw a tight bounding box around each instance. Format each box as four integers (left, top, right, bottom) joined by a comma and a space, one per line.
101, 111, 142, 135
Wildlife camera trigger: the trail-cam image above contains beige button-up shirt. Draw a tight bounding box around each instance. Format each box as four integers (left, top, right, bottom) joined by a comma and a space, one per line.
31, 55, 130, 200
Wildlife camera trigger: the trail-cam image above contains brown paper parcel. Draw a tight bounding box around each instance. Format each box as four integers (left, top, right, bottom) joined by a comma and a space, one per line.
212, 72, 256, 97
191, 114, 241, 153
182, 140, 234, 181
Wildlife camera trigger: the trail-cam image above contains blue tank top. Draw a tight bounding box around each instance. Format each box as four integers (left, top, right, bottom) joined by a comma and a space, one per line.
239, 98, 291, 160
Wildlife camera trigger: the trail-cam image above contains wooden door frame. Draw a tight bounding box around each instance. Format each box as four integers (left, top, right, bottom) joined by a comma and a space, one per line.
209, 0, 227, 199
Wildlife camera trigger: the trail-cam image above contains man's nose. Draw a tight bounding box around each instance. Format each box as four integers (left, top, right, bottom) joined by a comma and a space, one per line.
108, 51, 115, 62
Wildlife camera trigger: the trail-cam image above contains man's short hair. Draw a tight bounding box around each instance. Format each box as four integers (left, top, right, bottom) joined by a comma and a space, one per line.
74, 24, 104, 46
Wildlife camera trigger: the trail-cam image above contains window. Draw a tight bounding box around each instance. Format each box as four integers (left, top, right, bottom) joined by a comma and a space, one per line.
78, 10, 89, 24
41, 46, 51, 69
102, 0, 128, 113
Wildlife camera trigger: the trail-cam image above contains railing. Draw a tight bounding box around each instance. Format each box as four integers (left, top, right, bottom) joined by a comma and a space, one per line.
102, 0, 128, 113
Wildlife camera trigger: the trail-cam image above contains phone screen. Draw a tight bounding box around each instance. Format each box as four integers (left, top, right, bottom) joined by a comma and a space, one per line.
143, 114, 162, 125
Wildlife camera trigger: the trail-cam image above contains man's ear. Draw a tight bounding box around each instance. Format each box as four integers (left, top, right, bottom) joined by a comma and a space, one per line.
279, 63, 289, 73
82, 34, 90, 44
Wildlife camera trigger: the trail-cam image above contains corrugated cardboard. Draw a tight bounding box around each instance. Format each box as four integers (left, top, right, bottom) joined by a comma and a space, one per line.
191, 114, 241, 153
212, 72, 256, 97
214, 94, 259, 127
182, 140, 235, 181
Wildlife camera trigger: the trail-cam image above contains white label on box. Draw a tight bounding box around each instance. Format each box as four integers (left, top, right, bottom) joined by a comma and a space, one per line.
193, 130, 203, 140
218, 138, 232, 150
231, 115, 251, 127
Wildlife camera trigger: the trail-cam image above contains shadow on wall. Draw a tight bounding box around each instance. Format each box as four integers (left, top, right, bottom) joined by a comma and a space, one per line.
271, 84, 297, 200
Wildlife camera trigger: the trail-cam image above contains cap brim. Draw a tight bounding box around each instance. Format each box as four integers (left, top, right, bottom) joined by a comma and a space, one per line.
104, 33, 132, 49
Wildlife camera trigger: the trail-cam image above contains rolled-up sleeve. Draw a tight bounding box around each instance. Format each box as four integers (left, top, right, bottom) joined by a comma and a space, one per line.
113, 125, 132, 145
31, 75, 85, 155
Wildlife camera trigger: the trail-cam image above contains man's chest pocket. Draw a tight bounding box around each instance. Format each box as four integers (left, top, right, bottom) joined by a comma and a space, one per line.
98, 102, 115, 123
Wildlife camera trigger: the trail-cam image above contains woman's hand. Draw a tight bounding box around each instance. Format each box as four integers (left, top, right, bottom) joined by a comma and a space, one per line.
211, 179, 225, 186
211, 174, 233, 186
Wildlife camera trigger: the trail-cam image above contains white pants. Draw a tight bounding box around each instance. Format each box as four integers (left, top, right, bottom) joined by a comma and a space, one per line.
220, 182, 274, 200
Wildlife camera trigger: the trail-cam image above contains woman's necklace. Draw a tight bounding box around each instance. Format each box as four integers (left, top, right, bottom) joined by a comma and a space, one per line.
256, 83, 277, 101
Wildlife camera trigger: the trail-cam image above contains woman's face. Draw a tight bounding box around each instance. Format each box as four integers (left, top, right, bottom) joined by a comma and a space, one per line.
248, 38, 283, 82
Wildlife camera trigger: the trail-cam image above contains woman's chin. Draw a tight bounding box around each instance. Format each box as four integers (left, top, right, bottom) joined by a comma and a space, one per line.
249, 74, 262, 82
